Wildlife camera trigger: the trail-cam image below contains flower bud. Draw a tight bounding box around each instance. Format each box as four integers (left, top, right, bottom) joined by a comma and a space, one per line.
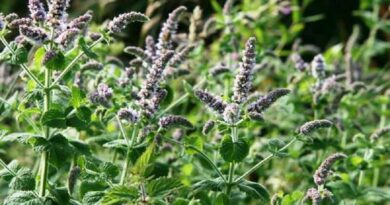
55, 28, 80, 49
68, 10, 92, 30
124, 46, 152, 64
159, 115, 193, 129
313, 153, 346, 185
47, 0, 70, 27
19, 25, 48, 45
89, 32, 101, 41
202, 120, 215, 135
290, 53, 308, 72
107, 12, 149, 34
139, 51, 174, 98
68, 166, 80, 195
42, 50, 57, 65
248, 111, 263, 121
311, 54, 326, 79
195, 89, 227, 115
299, 119, 333, 135
28, 0, 46, 22
223, 103, 240, 124
118, 108, 140, 123
9, 18, 32, 29
232, 37, 256, 104
156, 6, 187, 56
168, 44, 196, 67
370, 127, 390, 141
303, 188, 321, 205
81, 60, 103, 71
248, 88, 290, 113
4, 13, 19, 24
145, 35, 156, 58
209, 62, 230, 77
89, 83, 113, 107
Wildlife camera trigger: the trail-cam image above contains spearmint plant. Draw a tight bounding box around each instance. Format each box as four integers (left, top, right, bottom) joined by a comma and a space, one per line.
0, 0, 389, 205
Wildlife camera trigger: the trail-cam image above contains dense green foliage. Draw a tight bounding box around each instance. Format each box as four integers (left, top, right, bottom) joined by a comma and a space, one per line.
0, 0, 389, 205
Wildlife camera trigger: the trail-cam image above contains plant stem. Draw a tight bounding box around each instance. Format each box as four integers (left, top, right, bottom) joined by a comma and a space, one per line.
226, 126, 237, 195
118, 120, 138, 185
0, 37, 44, 88
162, 135, 226, 183
39, 66, 52, 197
226, 162, 235, 194
234, 137, 297, 183
0, 158, 17, 177
371, 103, 386, 187
50, 37, 104, 87
188, 145, 227, 183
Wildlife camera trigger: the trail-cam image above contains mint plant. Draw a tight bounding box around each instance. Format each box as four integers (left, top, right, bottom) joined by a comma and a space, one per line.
0, 0, 388, 205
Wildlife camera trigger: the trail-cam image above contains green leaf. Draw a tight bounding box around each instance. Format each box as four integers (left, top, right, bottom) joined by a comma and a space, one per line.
32, 47, 45, 71
193, 178, 226, 192
9, 169, 35, 191
82, 191, 104, 205
237, 180, 270, 203
71, 86, 85, 108
147, 177, 181, 197
49, 187, 70, 205
3, 191, 44, 205
215, 192, 230, 205
27, 136, 49, 152
66, 106, 92, 130
100, 162, 120, 179
103, 139, 127, 150
44, 51, 66, 70
172, 198, 190, 205
1, 132, 40, 143
69, 139, 91, 156
184, 135, 203, 155
219, 137, 249, 162
327, 181, 359, 199
101, 186, 138, 205
41, 109, 67, 128
11, 46, 28, 65
48, 134, 74, 168
86, 133, 119, 144
79, 179, 108, 199
281, 191, 304, 205
132, 142, 155, 177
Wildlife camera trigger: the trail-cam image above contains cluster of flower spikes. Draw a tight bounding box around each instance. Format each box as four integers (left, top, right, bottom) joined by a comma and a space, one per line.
303, 153, 347, 205
1, 0, 96, 50
117, 6, 198, 122
196, 37, 291, 129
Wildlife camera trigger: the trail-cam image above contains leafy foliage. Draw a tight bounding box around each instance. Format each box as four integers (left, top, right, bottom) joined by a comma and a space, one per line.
0, 0, 388, 204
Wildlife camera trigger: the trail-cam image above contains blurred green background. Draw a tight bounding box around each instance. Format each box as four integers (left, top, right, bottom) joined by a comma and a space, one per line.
1, 0, 387, 55
0, 0, 389, 75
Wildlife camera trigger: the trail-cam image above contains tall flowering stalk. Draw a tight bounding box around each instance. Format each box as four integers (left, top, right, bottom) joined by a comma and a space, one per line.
28, 0, 46, 22
232, 37, 256, 104
304, 153, 346, 204
156, 6, 187, 57
107, 12, 149, 34
47, 0, 70, 27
